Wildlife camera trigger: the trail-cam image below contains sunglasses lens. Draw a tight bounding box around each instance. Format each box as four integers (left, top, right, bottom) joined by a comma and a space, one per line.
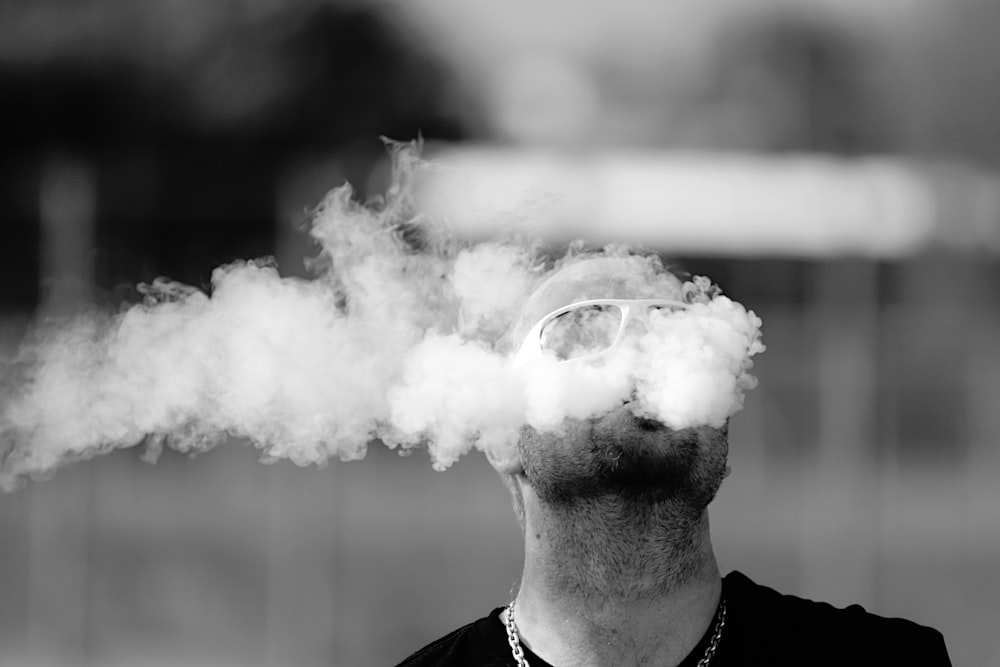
539, 305, 623, 361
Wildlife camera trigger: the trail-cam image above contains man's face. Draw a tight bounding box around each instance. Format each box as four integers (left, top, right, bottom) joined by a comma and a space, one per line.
511, 256, 730, 509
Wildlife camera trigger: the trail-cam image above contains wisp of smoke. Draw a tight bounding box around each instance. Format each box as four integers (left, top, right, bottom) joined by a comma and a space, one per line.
0, 147, 764, 490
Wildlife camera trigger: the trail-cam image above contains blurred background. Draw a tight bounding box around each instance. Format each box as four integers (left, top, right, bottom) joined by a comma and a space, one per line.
1, 0, 999, 665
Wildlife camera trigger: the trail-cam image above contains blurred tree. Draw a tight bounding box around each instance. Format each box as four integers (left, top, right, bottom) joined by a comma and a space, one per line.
0, 2, 467, 308
697, 10, 893, 154
905, 1, 1000, 165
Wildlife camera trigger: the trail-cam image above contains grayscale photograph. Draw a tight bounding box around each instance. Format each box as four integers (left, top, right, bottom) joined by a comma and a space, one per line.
0, 1, 995, 665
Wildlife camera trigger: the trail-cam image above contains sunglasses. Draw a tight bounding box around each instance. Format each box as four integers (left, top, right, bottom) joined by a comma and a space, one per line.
513, 298, 689, 366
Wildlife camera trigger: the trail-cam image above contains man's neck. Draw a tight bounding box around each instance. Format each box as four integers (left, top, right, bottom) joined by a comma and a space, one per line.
510, 493, 722, 667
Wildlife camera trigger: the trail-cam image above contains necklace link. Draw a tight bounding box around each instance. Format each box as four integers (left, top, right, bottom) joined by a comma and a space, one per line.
504, 601, 530, 667
504, 597, 726, 667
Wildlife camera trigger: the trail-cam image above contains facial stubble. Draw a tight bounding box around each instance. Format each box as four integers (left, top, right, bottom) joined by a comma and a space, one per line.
519, 417, 729, 508
509, 419, 729, 599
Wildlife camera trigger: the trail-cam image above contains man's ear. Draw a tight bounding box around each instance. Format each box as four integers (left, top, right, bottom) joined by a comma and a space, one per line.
484, 442, 523, 475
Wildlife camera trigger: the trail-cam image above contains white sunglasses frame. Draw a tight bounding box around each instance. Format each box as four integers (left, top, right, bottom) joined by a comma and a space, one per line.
512, 298, 689, 367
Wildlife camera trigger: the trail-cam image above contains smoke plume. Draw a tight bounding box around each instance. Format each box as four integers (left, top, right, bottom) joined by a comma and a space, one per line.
0, 148, 764, 489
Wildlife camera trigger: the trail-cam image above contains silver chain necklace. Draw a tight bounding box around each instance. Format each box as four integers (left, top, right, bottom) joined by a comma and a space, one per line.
504, 596, 727, 667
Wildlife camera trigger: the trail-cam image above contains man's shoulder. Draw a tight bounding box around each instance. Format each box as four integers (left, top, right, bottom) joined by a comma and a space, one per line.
724, 570, 951, 664
394, 608, 511, 667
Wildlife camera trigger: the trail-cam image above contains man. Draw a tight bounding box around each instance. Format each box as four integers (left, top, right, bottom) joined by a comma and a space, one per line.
396, 253, 951, 666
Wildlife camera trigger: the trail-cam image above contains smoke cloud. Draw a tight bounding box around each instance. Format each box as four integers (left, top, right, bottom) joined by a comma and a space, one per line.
0, 148, 764, 489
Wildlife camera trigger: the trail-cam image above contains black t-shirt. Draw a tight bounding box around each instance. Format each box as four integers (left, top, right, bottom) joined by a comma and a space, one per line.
394, 571, 952, 666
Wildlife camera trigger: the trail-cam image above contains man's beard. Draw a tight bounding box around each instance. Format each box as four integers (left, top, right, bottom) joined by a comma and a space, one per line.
515, 415, 729, 598
518, 412, 730, 511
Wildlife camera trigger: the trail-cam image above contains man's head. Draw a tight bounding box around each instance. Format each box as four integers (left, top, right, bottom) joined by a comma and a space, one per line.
504, 254, 687, 354
490, 252, 730, 519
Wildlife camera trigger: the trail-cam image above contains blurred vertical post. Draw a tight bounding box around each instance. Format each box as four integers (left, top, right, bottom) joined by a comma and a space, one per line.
26, 154, 98, 664
799, 260, 879, 607
38, 155, 96, 313
964, 260, 1000, 666
262, 463, 341, 667
965, 261, 1000, 546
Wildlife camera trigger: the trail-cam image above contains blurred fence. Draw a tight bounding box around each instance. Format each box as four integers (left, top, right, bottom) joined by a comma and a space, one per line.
1, 150, 999, 667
